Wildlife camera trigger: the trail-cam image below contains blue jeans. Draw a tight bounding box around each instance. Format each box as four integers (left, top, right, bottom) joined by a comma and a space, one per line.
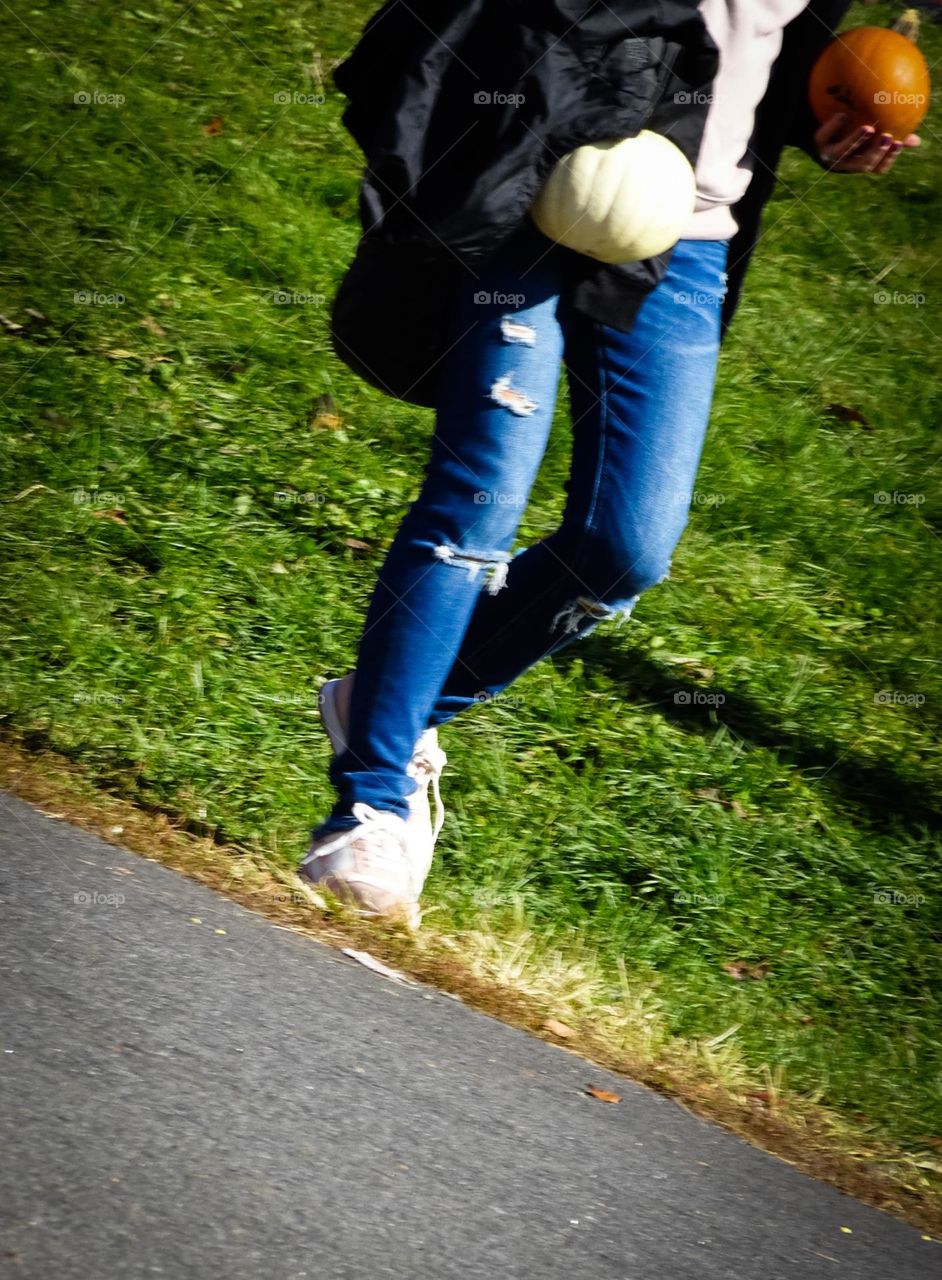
315, 222, 729, 836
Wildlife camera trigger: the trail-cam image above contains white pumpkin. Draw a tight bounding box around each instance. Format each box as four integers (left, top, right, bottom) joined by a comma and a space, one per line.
529, 130, 697, 265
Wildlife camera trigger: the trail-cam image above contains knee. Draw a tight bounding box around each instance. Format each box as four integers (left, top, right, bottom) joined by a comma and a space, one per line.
578, 529, 676, 601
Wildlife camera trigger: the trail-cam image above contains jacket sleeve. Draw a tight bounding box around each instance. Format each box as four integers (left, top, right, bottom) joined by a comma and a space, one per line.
780, 1, 852, 168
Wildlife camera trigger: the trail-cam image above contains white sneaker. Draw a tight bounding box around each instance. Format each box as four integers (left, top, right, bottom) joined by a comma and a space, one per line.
317, 674, 446, 893
299, 802, 420, 929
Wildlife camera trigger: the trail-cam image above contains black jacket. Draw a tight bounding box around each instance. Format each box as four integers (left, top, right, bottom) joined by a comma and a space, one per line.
329, 0, 850, 406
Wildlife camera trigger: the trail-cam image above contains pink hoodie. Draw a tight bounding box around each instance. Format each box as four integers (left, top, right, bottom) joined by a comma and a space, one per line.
681, 0, 809, 239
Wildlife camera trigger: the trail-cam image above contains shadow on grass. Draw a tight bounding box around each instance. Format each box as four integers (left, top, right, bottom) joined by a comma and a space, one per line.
552, 640, 942, 835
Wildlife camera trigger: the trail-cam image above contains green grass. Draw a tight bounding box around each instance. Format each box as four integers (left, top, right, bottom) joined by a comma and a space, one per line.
2, 1, 941, 1155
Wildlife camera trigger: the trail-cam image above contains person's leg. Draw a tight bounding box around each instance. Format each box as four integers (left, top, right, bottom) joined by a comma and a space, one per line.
425, 238, 730, 725
313, 222, 569, 837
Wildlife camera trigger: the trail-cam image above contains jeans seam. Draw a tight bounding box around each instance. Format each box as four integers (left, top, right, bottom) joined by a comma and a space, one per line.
578, 318, 610, 556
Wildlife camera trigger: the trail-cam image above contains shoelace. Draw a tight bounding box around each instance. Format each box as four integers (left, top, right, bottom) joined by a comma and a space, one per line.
305, 801, 410, 872
408, 740, 446, 844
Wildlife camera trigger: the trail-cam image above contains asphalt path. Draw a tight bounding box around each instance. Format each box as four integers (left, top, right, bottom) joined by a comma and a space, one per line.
0, 790, 935, 1279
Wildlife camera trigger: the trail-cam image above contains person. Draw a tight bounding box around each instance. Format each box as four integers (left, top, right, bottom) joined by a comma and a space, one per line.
300, 1, 920, 929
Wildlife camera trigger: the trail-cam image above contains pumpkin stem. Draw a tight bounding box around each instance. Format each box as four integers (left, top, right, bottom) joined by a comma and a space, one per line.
892, 8, 920, 42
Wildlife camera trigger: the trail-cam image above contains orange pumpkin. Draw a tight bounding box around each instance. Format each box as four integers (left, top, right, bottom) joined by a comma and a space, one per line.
809, 20, 930, 141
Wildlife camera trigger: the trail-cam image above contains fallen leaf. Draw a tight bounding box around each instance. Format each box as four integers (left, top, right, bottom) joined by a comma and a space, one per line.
663, 656, 716, 681
543, 1018, 576, 1039
341, 948, 418, 987
103, 348, 140, 360
311, 411, 343, 430
203, 115, 224, 136
585, 1085, 621, 1104
308, 392, 343, 430
343, 538, 371, 551
90, 508, 128, 524
823, 403, 872, 431
722, 960, 769, 981
270, 561, 288, 574
747, 1090, 771, 1104
0, 314, 24, 333
139, 315, 167, 338
11, 483, 53, 500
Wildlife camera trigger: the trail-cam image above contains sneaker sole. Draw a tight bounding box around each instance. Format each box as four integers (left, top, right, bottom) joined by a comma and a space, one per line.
304, 865, 421, 931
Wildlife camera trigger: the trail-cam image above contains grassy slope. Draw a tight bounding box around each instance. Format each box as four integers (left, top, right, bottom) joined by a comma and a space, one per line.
1, 1, 941, 1153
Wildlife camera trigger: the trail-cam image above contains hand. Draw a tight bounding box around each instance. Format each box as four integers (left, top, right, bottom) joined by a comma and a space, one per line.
814, 113, 920, 174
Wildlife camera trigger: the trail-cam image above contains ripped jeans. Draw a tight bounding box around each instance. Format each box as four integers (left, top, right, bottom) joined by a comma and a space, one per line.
314, 222, 729, 835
